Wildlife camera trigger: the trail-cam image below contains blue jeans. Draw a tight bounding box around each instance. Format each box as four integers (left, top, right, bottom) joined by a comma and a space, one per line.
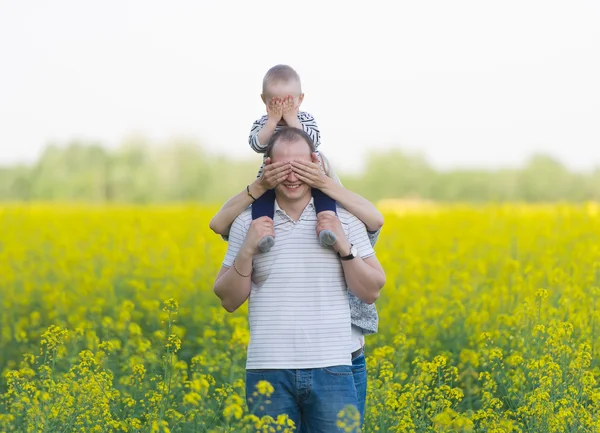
245, 365, 359, 432
352, 350, 367, 429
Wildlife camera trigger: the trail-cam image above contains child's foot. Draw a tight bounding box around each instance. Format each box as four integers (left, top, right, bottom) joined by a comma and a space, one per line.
319, 229, 337, 247
258, 235, 275, 253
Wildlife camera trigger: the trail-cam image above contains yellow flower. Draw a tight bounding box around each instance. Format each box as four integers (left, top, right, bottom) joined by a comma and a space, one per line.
163, 298, 179, 314
255, 380, 275, 397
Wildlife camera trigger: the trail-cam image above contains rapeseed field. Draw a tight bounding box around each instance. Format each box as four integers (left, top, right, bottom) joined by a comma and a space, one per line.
1, 203, 599, 432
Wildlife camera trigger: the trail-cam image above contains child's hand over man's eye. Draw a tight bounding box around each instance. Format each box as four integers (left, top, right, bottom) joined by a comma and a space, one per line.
259, 157, 292, 190
291, 153, 328, 190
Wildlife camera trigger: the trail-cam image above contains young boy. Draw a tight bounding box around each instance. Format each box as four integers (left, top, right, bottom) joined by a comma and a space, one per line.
248, 64, 337, 252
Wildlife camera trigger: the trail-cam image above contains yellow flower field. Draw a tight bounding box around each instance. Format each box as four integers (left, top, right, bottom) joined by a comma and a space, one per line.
1, 203, 600, 432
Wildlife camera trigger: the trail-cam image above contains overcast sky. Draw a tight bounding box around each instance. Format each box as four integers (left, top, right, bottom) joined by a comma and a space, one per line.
1, 0, 599, 173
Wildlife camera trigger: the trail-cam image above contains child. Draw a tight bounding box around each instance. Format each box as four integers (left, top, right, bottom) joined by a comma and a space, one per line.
248, 64, 337, 252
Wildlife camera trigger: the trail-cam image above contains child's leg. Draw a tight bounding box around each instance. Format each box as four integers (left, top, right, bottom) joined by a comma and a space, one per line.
252, 189, 276, 253
312, 188, 338, 247
251, 188, 276, 220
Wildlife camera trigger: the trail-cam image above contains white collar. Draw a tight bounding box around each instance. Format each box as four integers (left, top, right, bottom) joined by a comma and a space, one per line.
274, 196, 315, 216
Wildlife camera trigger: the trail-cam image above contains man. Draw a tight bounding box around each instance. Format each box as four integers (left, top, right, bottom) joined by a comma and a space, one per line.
213, 127, 386, 432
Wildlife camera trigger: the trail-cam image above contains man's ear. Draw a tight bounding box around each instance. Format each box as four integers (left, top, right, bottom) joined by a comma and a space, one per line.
261, 94, 267, 104
298, 93, 305, 105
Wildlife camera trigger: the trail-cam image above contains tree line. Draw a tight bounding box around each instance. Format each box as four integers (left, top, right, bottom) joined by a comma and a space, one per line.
1, 138, 599, 203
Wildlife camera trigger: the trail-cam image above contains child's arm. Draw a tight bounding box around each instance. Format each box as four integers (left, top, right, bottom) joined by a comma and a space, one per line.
291, 156, 384, 232
297, 111, 321, 148
249, 99, 283, 153
209, 159, 292, 236
209, 180, 266, 236
282, 97, 321, 148
321, 178, 384, 232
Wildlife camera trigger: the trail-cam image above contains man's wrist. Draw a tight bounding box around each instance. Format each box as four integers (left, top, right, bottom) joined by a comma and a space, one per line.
238, 247, 255, 262
334, 239, 351, 256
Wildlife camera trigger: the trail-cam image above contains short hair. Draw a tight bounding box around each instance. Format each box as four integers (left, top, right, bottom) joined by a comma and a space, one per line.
262, 64, 302, 95
265, 127, 315, 159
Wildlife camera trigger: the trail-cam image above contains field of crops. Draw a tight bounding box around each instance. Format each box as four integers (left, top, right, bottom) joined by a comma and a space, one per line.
1, 203, 600, 432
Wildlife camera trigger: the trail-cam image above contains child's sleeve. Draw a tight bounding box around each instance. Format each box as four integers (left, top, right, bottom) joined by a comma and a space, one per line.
248, 115, 269, 153
298, 112, 321, 149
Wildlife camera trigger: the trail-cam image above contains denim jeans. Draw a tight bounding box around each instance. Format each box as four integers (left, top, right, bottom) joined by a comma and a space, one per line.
245, 365, 359, 432
352, 350, 367, 429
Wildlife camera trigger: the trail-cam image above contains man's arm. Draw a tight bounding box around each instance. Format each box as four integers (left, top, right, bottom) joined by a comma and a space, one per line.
317, 212, 386, 304
213, 215, 252, 312
339, 252, 386, 305
213, 216, 274, 312
213, 252, 253, 313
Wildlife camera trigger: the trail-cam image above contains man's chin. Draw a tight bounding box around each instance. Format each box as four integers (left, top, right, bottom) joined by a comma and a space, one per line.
279, 185, 307, 199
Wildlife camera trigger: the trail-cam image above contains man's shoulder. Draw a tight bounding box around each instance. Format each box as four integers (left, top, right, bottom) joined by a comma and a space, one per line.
233, 208, 253, 228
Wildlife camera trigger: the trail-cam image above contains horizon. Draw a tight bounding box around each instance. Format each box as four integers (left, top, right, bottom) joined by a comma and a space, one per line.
3, 137, 599, 176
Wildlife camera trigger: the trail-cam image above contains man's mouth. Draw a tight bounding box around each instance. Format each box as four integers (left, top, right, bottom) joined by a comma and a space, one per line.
284, 184, 301, 190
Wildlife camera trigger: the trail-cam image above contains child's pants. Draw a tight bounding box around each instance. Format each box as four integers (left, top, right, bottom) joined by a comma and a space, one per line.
251, 188, 337, 220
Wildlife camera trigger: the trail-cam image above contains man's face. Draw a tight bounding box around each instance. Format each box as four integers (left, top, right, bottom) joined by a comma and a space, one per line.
262, 79, 304, 108
270, 138, 312, 203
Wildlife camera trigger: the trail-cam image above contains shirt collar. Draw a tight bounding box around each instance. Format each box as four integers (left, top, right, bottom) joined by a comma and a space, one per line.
275, 197, 315, 216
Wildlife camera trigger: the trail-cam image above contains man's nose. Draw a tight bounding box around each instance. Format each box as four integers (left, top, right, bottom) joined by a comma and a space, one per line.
287, 170, 297, 182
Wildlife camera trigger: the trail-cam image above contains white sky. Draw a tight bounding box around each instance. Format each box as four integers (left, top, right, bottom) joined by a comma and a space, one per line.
1, 0, 599, 173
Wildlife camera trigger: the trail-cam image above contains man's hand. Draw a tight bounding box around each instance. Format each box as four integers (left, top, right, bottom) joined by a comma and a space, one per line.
242, 217, 275, 256
316, 213, 350, 255
291, 153, 329, 190
282, 95, 301, 127
267, 97, 283, 124
259, 158, 292, 191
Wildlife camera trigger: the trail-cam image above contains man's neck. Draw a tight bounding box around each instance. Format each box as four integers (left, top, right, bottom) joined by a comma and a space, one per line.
276, 195, 311, 221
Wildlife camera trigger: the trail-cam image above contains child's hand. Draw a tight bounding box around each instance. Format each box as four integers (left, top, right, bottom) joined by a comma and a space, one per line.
259, 157, 292, 190
282, 95, 299, 124
266, 97, 283, 123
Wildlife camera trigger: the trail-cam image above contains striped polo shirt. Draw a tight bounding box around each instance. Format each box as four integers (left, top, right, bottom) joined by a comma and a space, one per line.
223, 198, 375, 370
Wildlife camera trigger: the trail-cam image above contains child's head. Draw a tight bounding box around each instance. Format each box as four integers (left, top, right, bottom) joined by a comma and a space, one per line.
261, 64, 304, 107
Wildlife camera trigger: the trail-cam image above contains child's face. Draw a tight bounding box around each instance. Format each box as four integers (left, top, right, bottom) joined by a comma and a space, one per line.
262, 79, 304, 107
